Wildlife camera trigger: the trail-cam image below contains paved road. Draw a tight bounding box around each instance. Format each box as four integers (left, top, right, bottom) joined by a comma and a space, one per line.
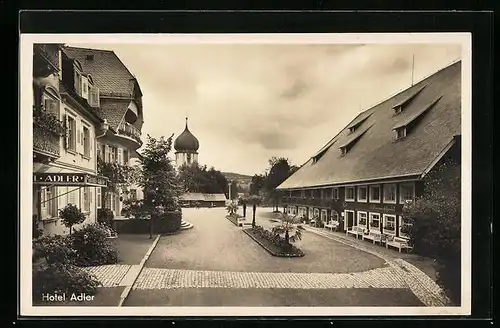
145, 207, 386, 274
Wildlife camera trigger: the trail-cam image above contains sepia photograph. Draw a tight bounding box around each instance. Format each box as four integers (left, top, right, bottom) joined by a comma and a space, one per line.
20, 33, 471, 316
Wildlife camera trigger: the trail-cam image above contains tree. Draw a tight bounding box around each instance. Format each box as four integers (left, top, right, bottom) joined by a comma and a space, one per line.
59, 204, 86, 235
177, 162, 229, 195
229, 180, 239, 199
97, 156, 138, 211
130, 134, 182, 238
249, 174, 266, 196
265, 157, 293, 211
271, 212, 303, 248
402, 158, 461, 305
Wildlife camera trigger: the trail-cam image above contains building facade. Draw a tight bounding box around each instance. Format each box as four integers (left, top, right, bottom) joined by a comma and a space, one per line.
62, 46, 145, 219
277, 61, 462, 241
33, 44, 108, 235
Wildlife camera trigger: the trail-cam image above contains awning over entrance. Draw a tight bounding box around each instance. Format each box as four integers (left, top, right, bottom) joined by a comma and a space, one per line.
33, 163, 107, 187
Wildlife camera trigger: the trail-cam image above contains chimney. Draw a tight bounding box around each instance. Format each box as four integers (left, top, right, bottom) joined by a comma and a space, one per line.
86, 54, 94, 60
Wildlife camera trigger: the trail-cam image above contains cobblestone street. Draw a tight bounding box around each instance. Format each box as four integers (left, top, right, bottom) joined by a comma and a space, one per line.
79, 207, 448, 307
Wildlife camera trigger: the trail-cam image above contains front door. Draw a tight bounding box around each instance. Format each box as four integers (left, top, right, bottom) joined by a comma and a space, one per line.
345, 211, 355, 231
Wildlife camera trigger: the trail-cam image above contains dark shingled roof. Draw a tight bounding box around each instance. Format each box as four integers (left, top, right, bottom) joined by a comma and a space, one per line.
277, 61, 461, 189
62, 46, 135, 97
97, 98, 130, 131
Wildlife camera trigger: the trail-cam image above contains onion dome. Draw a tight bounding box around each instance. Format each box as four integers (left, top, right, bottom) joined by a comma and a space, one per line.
174, 117, 199, 152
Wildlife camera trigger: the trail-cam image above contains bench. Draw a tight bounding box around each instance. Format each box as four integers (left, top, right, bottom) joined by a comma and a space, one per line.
324, 220, 339, 232
237, 217, 248, 227
362, 230, 383, 244
385, 236, 413, 253
346, 226, 365, 238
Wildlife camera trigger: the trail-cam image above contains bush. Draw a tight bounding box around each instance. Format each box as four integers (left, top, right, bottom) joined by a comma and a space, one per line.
32, 235, 101, 302
97, 208, 114, 227
59, 204, 86, 234
33, 262, 100, 302
403, 159, 461, 305
70, 223, 119, 267
33, 234, 76, 265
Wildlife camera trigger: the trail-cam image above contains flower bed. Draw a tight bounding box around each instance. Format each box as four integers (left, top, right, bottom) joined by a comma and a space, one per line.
225, 213, 240, 226
243, 225, 304, 258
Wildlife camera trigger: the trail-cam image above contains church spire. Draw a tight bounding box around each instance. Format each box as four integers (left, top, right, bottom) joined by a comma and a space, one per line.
185, 117, 189, 130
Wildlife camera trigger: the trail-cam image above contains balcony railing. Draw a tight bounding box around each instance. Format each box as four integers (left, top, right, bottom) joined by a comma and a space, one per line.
33, 125, 60, 159
117, 122, 142, 145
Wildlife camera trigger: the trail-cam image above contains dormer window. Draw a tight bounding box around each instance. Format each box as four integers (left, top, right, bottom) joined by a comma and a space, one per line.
392, 85, 427, 115
347, 113, 372, 134
87, 75, 100, 108
73, 60, 84, 97
392, 95, 442, 141
394, 127, 407, 141
339, 125, 372, 156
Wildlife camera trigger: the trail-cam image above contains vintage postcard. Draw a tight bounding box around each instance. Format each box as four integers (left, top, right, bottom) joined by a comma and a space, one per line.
20, 33, 471, 316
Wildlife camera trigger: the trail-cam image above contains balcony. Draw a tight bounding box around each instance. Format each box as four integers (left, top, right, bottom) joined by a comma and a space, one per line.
117, 121, 142, 148
33, 123, 61, 161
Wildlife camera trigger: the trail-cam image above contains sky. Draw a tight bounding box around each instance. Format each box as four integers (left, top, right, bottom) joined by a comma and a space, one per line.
68, 42, 461, 176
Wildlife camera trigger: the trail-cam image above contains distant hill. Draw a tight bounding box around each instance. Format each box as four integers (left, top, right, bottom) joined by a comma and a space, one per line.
222, 172, 253, 183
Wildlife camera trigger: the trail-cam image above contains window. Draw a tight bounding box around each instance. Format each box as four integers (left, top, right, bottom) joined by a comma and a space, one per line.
320, 189, 324, 199
187, 153, 192, 164
88, 86, 100, 107
394, 127, 407, 140
123, 149, 129, 165
96, 187, 102, 209
81, 76, 89, 99
83, 187, 91, 212
311, 189, 315, 198
321, 209, 328, 222
66, 115, 76, 151
369, 213, 381, 230
74, 70, 82, 96
107, 146, 117, 163
357, 211, 368, 228
345, 187, 355, 201
331, 210, 339, 222
357, 186, 368, 202
399, 183, 415, 204
68, 187, 78, 206
369, 185, 381, 203
332, 188, 339, 200
300, 189, 305, 198
383, 214, 396, 235
399, 216, 411, 238
44, 97, 60, 116
313, 208, 320, 219
117, 148, 123, 165
383, 184, 397, 204
83, 126, 90, 157
41, 186, 58, 218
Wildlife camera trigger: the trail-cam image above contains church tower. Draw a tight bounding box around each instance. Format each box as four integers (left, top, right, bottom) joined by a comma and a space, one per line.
174, 117, 199, 168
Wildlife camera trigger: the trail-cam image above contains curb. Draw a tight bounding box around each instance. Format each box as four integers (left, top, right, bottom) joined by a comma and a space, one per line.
242, 229, 304, 258
117, 234, 161, 307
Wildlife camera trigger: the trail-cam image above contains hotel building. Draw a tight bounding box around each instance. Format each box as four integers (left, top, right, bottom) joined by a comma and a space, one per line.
277, 61, 462, 241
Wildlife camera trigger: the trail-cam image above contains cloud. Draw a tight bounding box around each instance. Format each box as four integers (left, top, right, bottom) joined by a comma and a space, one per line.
68, 42, 461, 175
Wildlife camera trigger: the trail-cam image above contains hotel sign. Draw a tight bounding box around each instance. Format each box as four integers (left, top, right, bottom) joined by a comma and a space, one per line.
33, 173, 107, 187
369, 204, 396, 212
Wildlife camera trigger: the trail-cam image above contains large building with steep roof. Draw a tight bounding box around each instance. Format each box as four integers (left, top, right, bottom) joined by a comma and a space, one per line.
277, 61, 462, 241
62, 46, 145, 219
